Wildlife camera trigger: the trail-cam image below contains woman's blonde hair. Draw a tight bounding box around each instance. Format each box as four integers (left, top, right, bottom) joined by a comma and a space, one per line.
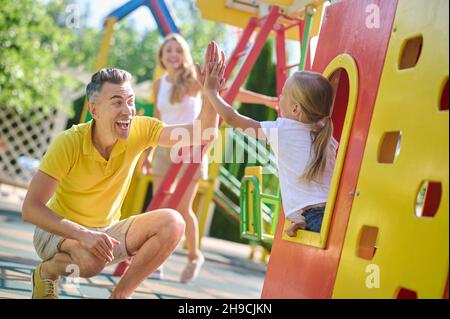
157, 33, 197, 104
284, 71, 334, 183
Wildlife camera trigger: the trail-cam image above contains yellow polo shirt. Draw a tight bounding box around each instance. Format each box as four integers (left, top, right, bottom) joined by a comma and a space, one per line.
39, 116, 164, 227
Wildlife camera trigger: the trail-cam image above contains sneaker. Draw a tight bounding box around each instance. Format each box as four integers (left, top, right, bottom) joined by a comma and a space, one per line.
180, 255, 205, 283
149, 266, 164, 280
31, 263, 59, 299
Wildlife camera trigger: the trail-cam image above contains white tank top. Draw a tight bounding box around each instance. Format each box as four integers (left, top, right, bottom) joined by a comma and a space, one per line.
156, 75, 201, 125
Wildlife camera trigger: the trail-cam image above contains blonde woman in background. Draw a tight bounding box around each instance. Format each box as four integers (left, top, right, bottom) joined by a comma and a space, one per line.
144, 34, 207, 283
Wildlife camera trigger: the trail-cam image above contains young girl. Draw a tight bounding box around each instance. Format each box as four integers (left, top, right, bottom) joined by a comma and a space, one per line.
203, 56, 338, 236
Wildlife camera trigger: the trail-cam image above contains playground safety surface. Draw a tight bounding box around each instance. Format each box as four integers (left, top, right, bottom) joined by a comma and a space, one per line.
0, 207, 266, 299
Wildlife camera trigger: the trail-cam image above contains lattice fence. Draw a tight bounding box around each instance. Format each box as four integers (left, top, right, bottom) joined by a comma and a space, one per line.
0, 106, 68, 187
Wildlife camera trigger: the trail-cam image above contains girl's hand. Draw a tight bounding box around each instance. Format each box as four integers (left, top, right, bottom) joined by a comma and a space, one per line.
195, 41, 218, 87
204, 48, 226, 92
264, 97, 279, 110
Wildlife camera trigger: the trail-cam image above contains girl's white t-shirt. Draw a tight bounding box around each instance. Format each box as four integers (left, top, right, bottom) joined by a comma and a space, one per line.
260, 117, 338, 218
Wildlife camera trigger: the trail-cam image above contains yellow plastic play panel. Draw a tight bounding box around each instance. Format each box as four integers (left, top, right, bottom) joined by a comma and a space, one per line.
332, 0, 449, 298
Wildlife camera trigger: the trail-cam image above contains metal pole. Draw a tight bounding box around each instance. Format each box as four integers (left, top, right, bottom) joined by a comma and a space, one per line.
299, 7, 315, 71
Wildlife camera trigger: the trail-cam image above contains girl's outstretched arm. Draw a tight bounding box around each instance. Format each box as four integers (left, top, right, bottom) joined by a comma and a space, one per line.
203, 47, 263, 140
236, 88, 279, 110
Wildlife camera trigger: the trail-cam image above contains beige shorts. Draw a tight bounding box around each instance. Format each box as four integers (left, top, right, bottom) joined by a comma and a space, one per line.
152, 146, 208, 180
33, 215, 137, 265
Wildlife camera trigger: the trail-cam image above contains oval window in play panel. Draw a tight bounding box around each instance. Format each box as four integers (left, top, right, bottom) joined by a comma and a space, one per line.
328, 68, 350, 143
357, 225, 378, 260
399, 35, 423, 70
415, 181, 442, 218
378, 131, 402, 163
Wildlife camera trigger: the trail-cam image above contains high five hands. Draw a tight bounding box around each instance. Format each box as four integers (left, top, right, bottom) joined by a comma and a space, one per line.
195, 41, 226, 92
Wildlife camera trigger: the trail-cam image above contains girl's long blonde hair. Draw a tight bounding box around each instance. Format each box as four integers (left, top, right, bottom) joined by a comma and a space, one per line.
157, 33, 197, 104
285, 71, 334, 183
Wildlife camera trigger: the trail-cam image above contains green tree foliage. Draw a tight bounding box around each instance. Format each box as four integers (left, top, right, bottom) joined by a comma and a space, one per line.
172, 1, 227, 66
107, 24, 160, 84
1, 0, 228, 116
239, 39, 277, 121
0, 0, 78, 114
44, 0, 158, 83
45, 0, 102, 71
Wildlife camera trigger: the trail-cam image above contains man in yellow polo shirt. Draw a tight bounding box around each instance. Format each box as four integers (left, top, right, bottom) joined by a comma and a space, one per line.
22, 42, 222, 299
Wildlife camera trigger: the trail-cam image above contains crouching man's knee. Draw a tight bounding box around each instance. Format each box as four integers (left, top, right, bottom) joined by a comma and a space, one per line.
160, 209, 185, 245
77, 256, 107, 278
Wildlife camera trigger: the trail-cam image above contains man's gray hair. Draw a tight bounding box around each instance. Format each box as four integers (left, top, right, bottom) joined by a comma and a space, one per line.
86, 68, 132, 103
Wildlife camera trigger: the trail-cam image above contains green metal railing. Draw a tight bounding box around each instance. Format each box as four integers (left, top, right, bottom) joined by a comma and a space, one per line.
240, 174, 280, 244
211, 125, 282, 246
299, 6, 315, 71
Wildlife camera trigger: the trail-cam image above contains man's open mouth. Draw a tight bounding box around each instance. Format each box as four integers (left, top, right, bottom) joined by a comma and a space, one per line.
116, 119, 131, 130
